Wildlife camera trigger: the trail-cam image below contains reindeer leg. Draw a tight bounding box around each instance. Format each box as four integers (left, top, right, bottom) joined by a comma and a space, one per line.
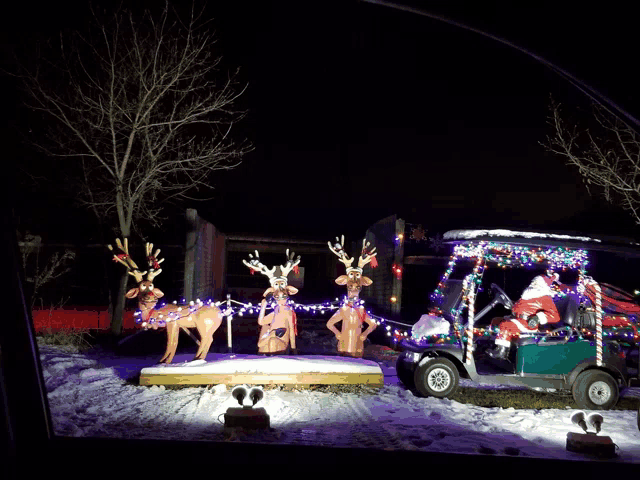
194, 323, 205, 360
160, 322, 180, 364
194, 316, 222, 360
195, 332, 213, 361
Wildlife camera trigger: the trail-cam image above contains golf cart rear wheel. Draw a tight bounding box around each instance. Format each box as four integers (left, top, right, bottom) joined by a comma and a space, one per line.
572, 369, 619, 410
414, 357, 459, 398
396, 357, 415, 388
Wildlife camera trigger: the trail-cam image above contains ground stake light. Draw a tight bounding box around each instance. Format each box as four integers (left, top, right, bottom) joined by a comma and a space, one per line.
224, 385, 270, 432
566, 411, 616, 458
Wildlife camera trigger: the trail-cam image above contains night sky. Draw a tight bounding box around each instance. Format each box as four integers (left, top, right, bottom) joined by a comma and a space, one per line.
4, 1, 640, 244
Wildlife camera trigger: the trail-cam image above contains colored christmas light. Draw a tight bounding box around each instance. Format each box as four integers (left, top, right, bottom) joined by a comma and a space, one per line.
392, 264, 403, 279
127, 273, 638, 350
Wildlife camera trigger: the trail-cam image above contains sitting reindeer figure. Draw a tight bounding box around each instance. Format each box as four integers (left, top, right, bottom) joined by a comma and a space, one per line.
326, 236, 378, 358
243, 249, 301, 355
109, 238, 224, 364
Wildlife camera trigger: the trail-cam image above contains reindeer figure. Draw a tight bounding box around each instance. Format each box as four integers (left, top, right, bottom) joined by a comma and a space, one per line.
326, 236, 378, 357
109, 238, 224, 364
242, 249, 301, 354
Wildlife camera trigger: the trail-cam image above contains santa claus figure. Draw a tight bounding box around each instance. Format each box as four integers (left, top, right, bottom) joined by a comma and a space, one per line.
487, 273, 568, 360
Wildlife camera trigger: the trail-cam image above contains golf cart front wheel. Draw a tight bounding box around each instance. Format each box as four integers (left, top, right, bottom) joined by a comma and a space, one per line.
414, 357, 459, 398
572, 369, 619, 410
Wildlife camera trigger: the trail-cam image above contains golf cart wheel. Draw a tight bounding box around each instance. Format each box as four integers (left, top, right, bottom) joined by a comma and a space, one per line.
414, 357, 459, 398
396, 356, 415, 388
572, 369, 619, 410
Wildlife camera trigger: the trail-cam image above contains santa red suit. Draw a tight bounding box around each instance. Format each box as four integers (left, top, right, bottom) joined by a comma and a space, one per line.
488, 273, 566, 358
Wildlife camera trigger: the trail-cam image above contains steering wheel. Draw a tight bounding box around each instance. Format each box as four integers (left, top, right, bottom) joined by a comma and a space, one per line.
490, 283, 514, 310
472, 283, 514, 323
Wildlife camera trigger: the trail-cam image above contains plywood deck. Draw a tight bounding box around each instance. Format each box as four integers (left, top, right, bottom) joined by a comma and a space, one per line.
139, 354, 384, 386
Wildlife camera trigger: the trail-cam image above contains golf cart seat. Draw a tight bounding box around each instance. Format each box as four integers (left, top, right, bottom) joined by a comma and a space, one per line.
540, 291, 580, 330
518, 292, 579, 345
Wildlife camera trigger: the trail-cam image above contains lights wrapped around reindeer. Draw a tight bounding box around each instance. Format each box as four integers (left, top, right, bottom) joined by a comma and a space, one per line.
242, 249, 301, 354
109, 238, 224, 364
325, 236, 379, 358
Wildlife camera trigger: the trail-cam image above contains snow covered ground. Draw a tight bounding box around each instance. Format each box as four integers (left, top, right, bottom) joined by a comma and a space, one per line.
38, 330, 640, 464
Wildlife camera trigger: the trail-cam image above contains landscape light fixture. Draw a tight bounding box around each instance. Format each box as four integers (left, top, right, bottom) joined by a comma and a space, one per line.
571, 411, 589, 433
224, 385, 270, 432
566, 411, 616, 458
587, 413, 603, 434
231, 384, 264, 408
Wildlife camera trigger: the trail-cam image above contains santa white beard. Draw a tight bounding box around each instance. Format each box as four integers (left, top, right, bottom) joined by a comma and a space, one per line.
520, 276, 554, 300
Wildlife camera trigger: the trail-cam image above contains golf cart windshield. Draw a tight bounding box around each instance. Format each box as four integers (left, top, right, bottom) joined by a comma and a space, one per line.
430, 279, 465, 322
429, 239, 590, 327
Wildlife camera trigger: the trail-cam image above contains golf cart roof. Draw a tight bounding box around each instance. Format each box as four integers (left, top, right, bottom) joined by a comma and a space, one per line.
443, 229, 640, 257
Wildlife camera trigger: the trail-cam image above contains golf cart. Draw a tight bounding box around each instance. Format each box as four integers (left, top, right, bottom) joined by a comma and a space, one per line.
395, 229, 640, 410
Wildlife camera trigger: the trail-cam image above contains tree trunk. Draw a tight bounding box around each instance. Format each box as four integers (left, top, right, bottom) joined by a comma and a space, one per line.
111, 198, 130, 336
111, 270, 129, 336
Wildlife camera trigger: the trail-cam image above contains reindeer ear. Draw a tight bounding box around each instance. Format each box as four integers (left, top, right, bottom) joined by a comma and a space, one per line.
152, 288, 164, 298
286, 286, 298, 296
263, 287, 276, 297
125, 288, 139, 298
360, 276, 373, 286
335, 275, 349, 285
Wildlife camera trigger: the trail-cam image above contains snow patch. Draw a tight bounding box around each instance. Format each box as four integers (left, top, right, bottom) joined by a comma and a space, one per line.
37, 344, 640, 462
211, 384, 227, 394
411, 315, 451, 337
443, 229, 601, 243
141, 354, 383, 375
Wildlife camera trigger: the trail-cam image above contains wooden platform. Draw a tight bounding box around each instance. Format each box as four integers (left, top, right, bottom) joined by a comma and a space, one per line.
139, 354, 384, 386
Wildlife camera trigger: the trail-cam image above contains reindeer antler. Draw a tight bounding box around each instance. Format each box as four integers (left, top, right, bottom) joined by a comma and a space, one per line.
328, 235, 354, 269
242, 250, 276, 280
280, 249, 301, 277
145, 242, 165, 282
108, 237, 147, 283
358, 238, 377, 269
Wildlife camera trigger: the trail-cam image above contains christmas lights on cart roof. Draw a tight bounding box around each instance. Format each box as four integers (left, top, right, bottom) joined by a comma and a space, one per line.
443, 229, 640, 257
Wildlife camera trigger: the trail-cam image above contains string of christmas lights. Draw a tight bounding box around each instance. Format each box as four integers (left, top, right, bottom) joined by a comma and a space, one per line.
137, 295, 366, 328
135, 294, 638, 346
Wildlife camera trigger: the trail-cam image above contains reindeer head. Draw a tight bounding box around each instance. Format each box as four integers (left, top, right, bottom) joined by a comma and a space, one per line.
243, 249, 301, 303
328, 236, 377, 299
108, 238, 165, 309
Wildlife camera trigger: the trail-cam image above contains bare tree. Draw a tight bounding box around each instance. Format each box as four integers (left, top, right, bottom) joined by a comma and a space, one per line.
544, 99, 640, 225
19, 232, 76, 310
15, 2, 252, 334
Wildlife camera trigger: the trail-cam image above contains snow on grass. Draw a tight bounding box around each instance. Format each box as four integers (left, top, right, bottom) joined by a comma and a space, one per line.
38, 343, 640, 462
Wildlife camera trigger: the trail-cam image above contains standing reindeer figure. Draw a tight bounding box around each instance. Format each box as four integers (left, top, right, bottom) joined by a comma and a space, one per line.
326, 236, 378, 357
243, 249, 301, 355
108, 238, 224, 364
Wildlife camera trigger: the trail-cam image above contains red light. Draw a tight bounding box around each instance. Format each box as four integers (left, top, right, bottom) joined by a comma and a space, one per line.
618, 351, 626, 359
